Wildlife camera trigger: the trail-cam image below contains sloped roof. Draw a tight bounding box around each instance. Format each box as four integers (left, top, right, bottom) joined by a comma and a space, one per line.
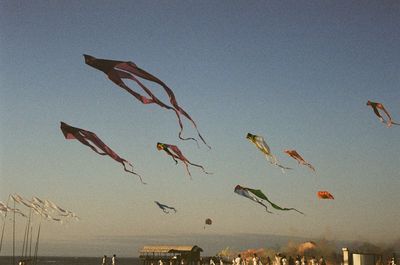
140, 245, 203, 253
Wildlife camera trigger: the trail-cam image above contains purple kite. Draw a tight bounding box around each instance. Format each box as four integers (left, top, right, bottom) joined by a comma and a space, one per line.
84, 54, 210, 148
60, 121, 145, 184
156, 142, 211, 177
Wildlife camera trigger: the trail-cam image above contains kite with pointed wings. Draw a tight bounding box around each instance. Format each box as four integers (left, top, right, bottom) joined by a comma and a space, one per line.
246, 133, 291, 172
284, 149, 315, 172
234, 185, 303, 214
317, 191, 334, 200
157, 142, 211, 177
154, 201, 177, 214
60, 121, 145, 184
84, 54, 210, 148
367, 100, 399, 127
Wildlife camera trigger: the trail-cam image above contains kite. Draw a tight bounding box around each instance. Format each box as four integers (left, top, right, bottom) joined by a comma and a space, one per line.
246, 133, 291, 172
60, 121, 146, 184
0, 202, 11, 215
283, 149, 315, 172
156, 142, 211, 177
317, 191, 334, 200
84, 54, 210, 148
154, 201, 177, 214
367, 100, 399, 127
234, 185, 303, 215
234, 185, 273, 213
44, 199, 80, 220
204, 218, 212, 229
0, 200, 27, 218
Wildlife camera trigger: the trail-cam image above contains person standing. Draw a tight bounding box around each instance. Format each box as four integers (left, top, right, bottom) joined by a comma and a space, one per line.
300, 256, 306, 265
253, 254, 260, 265
102, 255, 108, 265
112, 254, 117, 265
210, 258, 216, 265
235, 254, 242, 265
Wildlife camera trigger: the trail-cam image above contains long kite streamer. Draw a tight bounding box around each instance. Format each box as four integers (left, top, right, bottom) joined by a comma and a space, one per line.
246, 133, 291, 172
154, 201, 177, 214
60, 122, 145, 184
284, 149, 315, 172
156, 142, 211, 177
366, 100, 399, 127
84, 54, 210, 148
317, 191, 334, 200
234, 185, 303, 215
234, 185, 272, 213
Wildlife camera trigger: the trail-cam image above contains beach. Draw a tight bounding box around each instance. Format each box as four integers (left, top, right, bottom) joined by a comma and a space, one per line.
0, 256, 141, 265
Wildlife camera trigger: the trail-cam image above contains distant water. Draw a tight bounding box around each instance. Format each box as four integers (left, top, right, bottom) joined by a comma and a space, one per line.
0, 256, 141, 265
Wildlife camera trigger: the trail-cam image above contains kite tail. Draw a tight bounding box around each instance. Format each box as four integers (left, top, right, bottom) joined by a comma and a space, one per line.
197, 131, 211, 150
187, 162, 212, 175
290, 208, 304, 215
182, 163, 193, 179
178, 130, 199, 146
175, 106, 211, 149
258, 202, 273, 214
306, 163, 316, 172
265, 207, 273, 214
122, 160, 147, 184
123, 73, 198, 145
276, 163, 292, 173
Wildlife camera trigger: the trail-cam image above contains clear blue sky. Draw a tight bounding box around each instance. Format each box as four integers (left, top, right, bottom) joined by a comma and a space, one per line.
1, 0, 399, 257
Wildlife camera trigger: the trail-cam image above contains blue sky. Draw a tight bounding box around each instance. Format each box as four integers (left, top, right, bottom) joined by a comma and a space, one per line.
1, 0, 399, 257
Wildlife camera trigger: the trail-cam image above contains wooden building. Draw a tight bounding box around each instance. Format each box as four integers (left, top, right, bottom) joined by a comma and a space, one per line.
139, 245, 203, 265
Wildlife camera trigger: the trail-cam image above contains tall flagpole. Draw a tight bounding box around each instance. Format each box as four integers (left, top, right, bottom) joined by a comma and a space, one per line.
33, 220, 41, 265
0, 195, 11, 255
29, 225, 33, 260
24, 207, 32, 258
13, 198, 16, 265
22, 217, 28, 258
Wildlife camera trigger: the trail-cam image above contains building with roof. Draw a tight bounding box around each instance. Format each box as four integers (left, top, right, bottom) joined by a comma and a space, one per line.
139, 245, 203, 265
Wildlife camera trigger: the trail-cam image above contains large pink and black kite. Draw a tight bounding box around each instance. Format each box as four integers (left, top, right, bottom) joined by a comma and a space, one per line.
60, 122, 145, 184
83, 54, 210, 148
156, 142, 211, 177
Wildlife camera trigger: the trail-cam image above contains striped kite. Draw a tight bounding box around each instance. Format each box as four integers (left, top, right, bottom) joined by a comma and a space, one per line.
317, 191, 334, 200
284, 149, 315, 172
367, 100, 399, 127
84, 54, 210, 148
154, 201, 177, 214
156, 142, 211, 177
246, 133, 291, 172
60, 122, 145, 184
234, 185, 304, 215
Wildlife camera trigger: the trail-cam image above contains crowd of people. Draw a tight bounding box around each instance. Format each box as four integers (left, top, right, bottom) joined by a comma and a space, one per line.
227, 253, 326, 265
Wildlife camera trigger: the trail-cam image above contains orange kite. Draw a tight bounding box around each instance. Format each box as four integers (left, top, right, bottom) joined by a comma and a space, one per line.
317, 191, 334, 200
284, 149, 315, 172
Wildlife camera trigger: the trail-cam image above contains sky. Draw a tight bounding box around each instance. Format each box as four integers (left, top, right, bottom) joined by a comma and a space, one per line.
1, 0, 399, 257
